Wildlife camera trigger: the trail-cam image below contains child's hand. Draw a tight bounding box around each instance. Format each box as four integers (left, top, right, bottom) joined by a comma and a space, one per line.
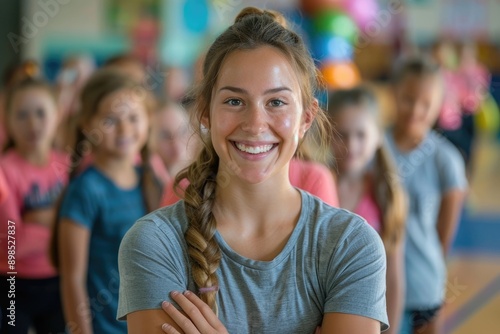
161, 291, 228, 334
22, 207, 56, 228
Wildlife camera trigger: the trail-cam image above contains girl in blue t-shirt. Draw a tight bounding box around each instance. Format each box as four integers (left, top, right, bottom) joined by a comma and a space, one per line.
55, 69, 161, 333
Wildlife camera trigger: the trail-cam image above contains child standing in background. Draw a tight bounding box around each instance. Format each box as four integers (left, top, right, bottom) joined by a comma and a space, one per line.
328, 87, 406, 334
0, 78, 67, 333
53, 55, 96, 151
153, 100, 199, 179
56, 69, 160, 334
0, 61, 43, 153
388, 57, 468, 334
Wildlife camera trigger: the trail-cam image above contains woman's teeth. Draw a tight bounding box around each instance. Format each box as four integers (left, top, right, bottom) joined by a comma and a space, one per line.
235, 142, 274, 154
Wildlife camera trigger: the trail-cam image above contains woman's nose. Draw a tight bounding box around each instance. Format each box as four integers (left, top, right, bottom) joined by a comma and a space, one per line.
241, 104, 268, 134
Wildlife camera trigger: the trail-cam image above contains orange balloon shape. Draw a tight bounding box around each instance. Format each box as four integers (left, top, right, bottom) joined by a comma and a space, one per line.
321, 62, 361, 89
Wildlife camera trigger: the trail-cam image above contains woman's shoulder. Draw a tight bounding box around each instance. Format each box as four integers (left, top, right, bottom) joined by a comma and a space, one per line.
124, 201, 189, 247
301, 190, 385, 272
302, 190, 376, 242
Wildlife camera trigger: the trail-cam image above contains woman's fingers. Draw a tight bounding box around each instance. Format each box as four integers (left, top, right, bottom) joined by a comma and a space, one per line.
161, 290, 228, 334
169, 291, 221, 334
161, 322, 181, 334
161, 296, 199, 333
182, 291, 227, 332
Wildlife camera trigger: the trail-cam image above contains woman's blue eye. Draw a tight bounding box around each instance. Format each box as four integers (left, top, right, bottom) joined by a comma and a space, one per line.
269, 99, 285, 107
225, 99, 242, 106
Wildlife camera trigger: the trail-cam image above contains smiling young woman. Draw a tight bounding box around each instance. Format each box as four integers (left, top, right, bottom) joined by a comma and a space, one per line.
117, 7, 388, 334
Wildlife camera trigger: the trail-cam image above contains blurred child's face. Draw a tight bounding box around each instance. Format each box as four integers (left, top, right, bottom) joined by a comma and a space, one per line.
87, 89, 149, 160
394, 74, 443, 138
331, 106, 380, 175
165, 67, 189, 101
154, 104, 193, 170
8, 88, 58, 153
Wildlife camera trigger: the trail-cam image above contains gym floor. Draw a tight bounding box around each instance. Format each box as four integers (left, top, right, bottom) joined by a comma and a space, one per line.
442, 135, 500, 334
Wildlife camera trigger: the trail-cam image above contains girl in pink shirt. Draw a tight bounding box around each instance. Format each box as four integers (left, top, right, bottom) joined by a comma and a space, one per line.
328, 86, 407, 334
0, 78, 68, 333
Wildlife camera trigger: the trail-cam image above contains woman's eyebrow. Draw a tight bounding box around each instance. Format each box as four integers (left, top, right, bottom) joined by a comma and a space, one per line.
218, 86, 292, 94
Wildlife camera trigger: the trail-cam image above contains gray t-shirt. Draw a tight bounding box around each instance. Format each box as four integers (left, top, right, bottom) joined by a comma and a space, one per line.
118, 190, 389, 333
386, 130, 467, 309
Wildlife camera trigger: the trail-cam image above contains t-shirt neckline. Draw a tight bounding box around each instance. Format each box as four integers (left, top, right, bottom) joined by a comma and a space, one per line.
213, 188, 309, 271
89, 165, 141, 192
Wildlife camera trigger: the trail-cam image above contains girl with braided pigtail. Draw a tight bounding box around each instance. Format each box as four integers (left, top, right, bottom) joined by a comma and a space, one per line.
118, 7, 388, 334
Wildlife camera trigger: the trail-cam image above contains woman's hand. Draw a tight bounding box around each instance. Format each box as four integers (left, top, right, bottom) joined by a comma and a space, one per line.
161, 291, 229, 334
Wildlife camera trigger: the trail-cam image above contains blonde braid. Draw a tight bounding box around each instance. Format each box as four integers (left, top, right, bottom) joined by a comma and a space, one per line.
175, 143, 221, 313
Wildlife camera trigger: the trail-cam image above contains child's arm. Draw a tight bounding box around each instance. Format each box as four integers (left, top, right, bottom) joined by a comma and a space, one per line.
384, 241, 405, 334
0, 191, 51, 259
59, 218, 93, 334
437, 189, 466, 257
22, 207, 56, 228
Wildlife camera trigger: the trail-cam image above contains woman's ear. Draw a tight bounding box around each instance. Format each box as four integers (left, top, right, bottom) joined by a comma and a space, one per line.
300, 99, 318, 138
200, 111, 210, 131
